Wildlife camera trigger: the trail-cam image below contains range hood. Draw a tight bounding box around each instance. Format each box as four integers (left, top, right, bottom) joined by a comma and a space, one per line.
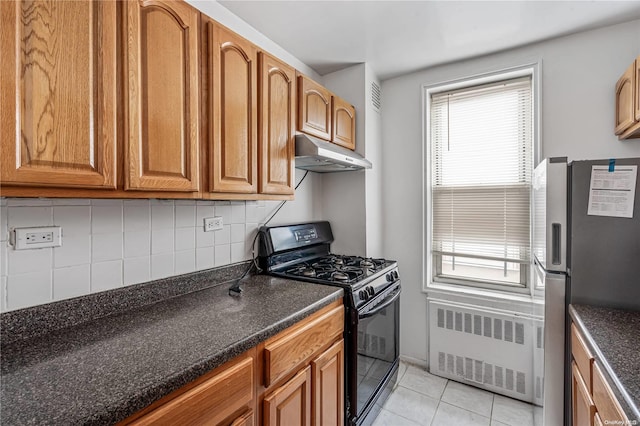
295, 134, 372, 173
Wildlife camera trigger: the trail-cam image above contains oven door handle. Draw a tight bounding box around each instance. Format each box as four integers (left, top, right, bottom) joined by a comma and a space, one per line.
359, 286, 401, 319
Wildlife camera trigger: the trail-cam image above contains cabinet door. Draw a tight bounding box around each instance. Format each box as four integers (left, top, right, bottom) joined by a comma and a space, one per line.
264, 366, 312, 426
208, 22, 258, 193
572, 362, 595, 426
635, 56, 640, 121
331, 96, 356, 150
258, 52, 295, 195
297, 75, 332, 141
614, 61, 636, 135
0, 0, 117, 189
230, 410, 254, 426
311, 340, 344, 426
124, 0, 200, 192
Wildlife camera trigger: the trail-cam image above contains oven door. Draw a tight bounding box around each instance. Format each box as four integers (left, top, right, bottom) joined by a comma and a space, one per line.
355, 282, 401, 421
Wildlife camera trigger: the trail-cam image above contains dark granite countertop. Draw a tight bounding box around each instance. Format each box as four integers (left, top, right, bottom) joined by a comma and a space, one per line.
0, 268, 343, 425
569, 304, 640, 422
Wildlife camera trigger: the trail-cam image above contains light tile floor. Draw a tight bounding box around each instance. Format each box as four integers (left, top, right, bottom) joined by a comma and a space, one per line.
373, 361, 542, 426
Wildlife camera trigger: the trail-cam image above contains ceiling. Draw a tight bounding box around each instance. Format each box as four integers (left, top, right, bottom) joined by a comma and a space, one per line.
218, 1, 640, 80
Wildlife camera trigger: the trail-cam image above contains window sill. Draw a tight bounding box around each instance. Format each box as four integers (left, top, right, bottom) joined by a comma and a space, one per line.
424, 281, 544, 307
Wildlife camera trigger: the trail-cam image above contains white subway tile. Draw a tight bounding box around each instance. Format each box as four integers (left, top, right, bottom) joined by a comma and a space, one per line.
231, 242, 246, 263
7, 270, 51, 311
214, 201, 231, 206
91, 260, 123, 292
151, 229, 174, 254
53, 235, 91, 268
215, 225, 230, 245
175, 227, 195, 251
0, 243, 7, 276
245, 223, 259, 246
124, 257, 150, 286
92, 233, 123, 263
123, 199, 149, 207
196, 228, 215, 248
0, 206, 8, 241
91, 199, 123, 206
7, 198, 52, 207
196, 200, 215, 206
231, 224, 244, 243
175, 250, 196, 275
8, 206, 53, 228
8, 246, 52, 275
196, 247, 215, 270
231, 203, 246, 224
215, 205, 232, 225
0, 198, 6, 206
151, 253, 174, 280
91, 205, 123, 234
196, 205, 215, 224
246, 204, 265, 223
124, 230, 150, 258
151, 205, 174, 230
151, 199, 174, 206
0, 276, 6, 312
175, 200, 196, 206
175, 205, 196, 228
53, 265, 90, 301
214, 244, 231, 267
54, 206, 91, 237
51, 199, 91, 206
124, 204, 150, 233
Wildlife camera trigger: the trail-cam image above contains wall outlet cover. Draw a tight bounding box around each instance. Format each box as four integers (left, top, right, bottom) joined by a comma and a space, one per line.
203, 217, 223, 232
11, 226, 62, 250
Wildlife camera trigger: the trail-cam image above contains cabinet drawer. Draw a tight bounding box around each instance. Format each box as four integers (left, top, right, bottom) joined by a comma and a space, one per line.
571, 323, 594, 392
129, 356, 254, 425
572, 362, 595, 426
264, 305, 344, 387
592, 362, 629, 424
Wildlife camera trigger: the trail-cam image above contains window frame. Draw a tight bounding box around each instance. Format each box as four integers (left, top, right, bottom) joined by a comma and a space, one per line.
422, 63, 541, 297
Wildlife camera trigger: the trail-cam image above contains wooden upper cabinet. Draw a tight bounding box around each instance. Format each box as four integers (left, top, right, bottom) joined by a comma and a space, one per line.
258, 52, 295, 195
297, 75, 332, 141
0, 0, 117, 189
207, 22, 258, 193
124, 0, 200, 192
331, 96, 356, 150
615, 60, 636, 135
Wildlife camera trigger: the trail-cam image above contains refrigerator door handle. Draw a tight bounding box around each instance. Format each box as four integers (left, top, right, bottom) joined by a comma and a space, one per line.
552, 223, 561, 265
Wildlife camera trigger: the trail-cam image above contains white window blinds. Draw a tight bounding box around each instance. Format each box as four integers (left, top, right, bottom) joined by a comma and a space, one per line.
430, 76, 533, 280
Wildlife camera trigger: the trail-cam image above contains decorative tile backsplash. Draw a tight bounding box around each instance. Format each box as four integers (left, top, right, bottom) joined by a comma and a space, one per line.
0, 198, 283, 312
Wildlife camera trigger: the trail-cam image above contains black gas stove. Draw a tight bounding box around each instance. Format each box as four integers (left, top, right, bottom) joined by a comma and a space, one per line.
258, 221, 400, 426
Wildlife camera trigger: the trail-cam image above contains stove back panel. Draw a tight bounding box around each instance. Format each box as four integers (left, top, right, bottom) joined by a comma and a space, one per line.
259, 221, 334, 256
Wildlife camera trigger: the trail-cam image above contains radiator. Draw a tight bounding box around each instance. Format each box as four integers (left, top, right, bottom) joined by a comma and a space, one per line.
428, 298, 544, 405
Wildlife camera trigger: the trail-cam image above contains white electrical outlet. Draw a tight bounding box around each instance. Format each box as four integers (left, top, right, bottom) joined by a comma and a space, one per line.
203, 216, 223, 232
10, 226, 62, 250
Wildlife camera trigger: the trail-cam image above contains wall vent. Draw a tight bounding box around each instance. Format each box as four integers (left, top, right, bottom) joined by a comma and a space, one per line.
371, 81, 381, 112
429, 299, 544, 405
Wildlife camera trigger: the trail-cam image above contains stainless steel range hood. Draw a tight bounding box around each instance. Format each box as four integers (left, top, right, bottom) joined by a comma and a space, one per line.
295, 134, 372, 172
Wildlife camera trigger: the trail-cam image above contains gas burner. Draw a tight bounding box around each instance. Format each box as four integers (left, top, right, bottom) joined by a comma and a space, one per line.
332, 271, 349, 281
302, 268, 316, 277
360, 259, 374, 268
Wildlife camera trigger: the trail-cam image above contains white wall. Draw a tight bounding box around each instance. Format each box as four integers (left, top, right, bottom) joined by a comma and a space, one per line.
381, 20, 640, 364
323, 64, 385, 257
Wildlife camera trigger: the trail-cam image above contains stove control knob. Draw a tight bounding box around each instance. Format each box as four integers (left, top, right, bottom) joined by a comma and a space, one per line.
359, 290, 368, 301
367, 286, 375, 297
393, 271, 399, 280
386, 273, 392, 282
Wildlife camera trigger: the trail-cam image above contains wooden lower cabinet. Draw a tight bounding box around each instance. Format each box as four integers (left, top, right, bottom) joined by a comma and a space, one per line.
121, 301, 344, 426
263, 366, 312, 426
312, 340, 344, 426
571, 321, 631, 426
572, 362, 595, 426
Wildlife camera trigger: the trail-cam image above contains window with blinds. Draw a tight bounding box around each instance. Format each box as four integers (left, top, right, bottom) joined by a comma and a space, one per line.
429, 76, 533, 289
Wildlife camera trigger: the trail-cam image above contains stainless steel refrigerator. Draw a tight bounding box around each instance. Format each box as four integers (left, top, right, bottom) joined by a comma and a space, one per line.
533, 157, 640, 426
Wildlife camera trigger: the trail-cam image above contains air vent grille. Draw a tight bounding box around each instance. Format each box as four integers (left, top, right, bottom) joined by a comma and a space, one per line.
371, 81, 381, 112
